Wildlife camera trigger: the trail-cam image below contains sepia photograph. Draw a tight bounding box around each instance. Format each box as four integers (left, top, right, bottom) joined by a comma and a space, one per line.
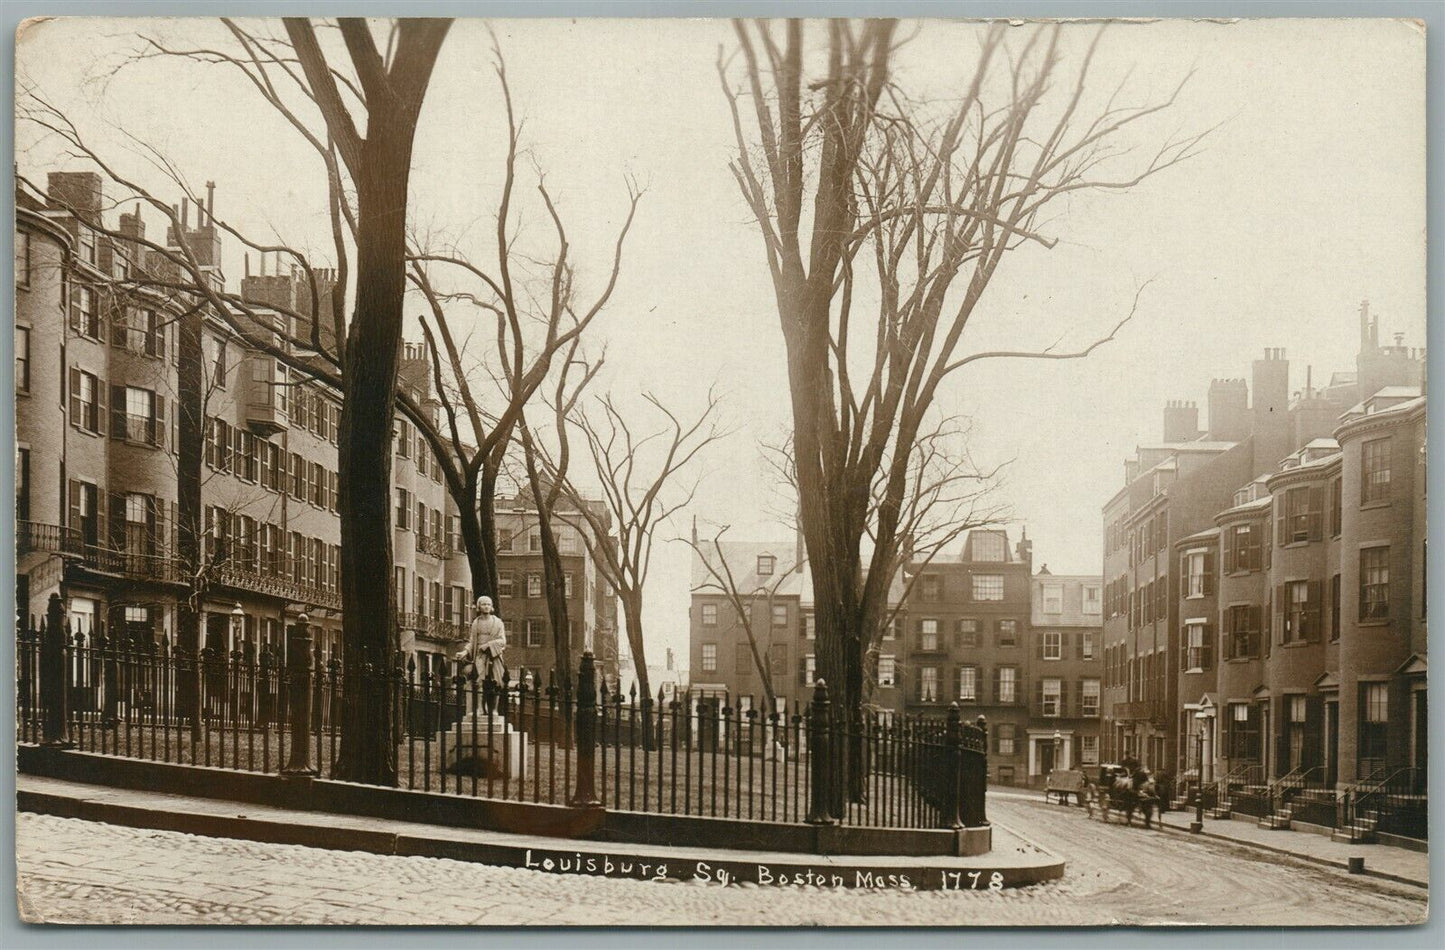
8, 9, 1431, 929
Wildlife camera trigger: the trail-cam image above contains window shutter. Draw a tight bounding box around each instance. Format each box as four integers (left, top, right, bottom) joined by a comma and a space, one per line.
69, 286, 81, 331
68, 367, 81, 423
1075, 634, 1084, 660
992, 726, 1000, 755
1248, 523, 1263, 572
1276, 499, 1287, 546
1034, 678, 1044, 716
108, 491, 125, 549
67, 480, 81, 533
913, 664, 922, 701
1274, 583, 1285, 643
169, 501, 178, 558
1275, 700, 1290, 777
1263, 592, 1273, 658
1303, 696, 1323, 769
1306, 579, 1323, 642
1203, 550, 1215, 594
1307, 486, 1324, 541
95, 380, 107, 436
990, 667, 1000, 705
152, 395, 165, 447
1222, 528, 1234, 574
109, 384, 125, 440
1036, 635, 1045, 660
95, 489, 107, 545
1263, 526, 1272, 571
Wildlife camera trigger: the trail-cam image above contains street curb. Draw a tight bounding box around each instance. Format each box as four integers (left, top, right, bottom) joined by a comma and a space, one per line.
1153, 817, 1428, 890
17, 784, 1067, 891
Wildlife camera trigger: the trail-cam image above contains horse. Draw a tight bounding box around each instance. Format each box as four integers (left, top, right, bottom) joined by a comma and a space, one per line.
1093, 769, 1158, 828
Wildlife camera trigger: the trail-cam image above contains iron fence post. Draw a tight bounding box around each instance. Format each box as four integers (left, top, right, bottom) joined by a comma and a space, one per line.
964, 713, 988, 827
805, 678, 835, 825
570, 650, 601, 807
946, 703, 964, 828
40, 593, 72, 748
282, 614, 316, 777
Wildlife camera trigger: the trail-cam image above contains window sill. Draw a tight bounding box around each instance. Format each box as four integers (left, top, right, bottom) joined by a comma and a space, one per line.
1357, 619, 1390, 628
1185, 667, 1204, 674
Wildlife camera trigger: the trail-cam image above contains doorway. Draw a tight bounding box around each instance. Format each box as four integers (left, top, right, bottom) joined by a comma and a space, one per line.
1412, 688, 1427, 792
1039, 739, 1055, 776
1325, 700, 1339, 787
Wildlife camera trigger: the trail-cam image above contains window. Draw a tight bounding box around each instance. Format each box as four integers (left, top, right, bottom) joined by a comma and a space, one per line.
1082, 585, 1101, 614
971, 531, 1005, 561
1043, 584, 1063, 614
1082, 679, 1100, 717
16, 447, 30, 522
1185, 622, 1210, 670
802, 613, 815, 639
526, 619, 545, 648
1041, 678, 1062, 717
564, 572, 574, 599
70, 369, 100, 433
1185, 550, 1209, 597
772, 603, 788, 627
920, 618, 938, 651
15, 326, 29, 393
497, 573, 514, 598
957, 618, 978, 648
529, 530, 542, 553
15, 230, 30, 288
1043, 631, 1061, 660
1080, 631, 1096, 660
558, 531, 580, 555
213, 339, 228, 389
78, 225, 96, 264
527, 573, 542, 598
1361, 438, 1391, 505
882, 618, 895, 640
1225, 604, 1260, 659
395, 418, 411, 458
919, 667, 938, 702
1331, 573, 1341, 641
1280, 486, 1322, 544
997, 666, 1017, 704
74, 286, 98, 338
1080, 734, 1099, 765
1229, 702, 1259, 760
759, 642, 784, 676
121, 386, 158, 444
996, 619, 1018, 648
701, 603, 717, 626
700, 643, 717, 673
1360, 547, 1389, 621
1358, 682, 1388, 772
972, 574, 1004, 601
1287, 694, 1308, 771
1331, 477, 1342, 537
756, 554, 775, 577
498, 528, 513, 551
803, 654, 816, 687
395, 489, 411, 530
920, 575, 941, 602
958, 666, 978, 702
735, 649, 753, 676
996, 723, 1016, 756
1282, 580, 1317, 643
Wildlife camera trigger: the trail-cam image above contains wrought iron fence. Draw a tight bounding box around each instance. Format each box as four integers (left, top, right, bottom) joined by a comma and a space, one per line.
16, 602, 987, 831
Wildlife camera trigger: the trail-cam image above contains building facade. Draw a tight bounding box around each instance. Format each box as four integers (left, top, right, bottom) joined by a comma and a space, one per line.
1101, 317, 1423, 778
1029, 570, 1104, 782
15, 172, 618, 686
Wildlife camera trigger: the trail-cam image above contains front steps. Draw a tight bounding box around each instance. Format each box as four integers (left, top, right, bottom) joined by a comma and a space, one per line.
1331, 813, 1379, 845
1258, 806, 1293, 830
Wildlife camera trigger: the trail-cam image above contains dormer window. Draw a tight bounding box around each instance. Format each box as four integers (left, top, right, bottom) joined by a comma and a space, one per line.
757, 554, 775, 577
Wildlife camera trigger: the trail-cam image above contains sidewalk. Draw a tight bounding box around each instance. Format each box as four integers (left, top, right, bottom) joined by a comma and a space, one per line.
1152, 805, 1427, 888
16, 773, 1064, 891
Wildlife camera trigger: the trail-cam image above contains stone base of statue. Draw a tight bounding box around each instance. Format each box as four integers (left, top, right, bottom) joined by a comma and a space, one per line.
445, 712, 528, 781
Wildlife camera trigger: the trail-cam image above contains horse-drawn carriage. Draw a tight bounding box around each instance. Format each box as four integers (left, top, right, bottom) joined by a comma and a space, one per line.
1085, 761, 1160, 828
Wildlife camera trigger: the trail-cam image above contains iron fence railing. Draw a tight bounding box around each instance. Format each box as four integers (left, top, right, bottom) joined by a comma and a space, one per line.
16, 604, 987, 831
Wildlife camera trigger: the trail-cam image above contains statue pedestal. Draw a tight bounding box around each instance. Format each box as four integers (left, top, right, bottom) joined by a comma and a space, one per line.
445, 712, 528, 781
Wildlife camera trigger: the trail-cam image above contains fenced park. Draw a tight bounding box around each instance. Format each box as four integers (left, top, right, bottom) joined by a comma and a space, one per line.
17, 599, 989, 834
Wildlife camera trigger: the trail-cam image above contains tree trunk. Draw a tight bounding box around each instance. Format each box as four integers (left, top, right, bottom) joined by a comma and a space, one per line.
332, 110, 416, 787
175, 302, 204, 730
619, 590, 653, 749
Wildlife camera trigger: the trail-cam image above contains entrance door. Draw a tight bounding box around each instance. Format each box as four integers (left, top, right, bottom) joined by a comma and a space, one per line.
1325, 701, 1339, 787
1412, 689, 1427, 792
1039, 740, 1055, 777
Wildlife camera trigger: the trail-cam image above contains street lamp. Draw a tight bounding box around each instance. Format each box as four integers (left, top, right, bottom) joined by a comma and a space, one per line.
230, 603, 244, 652
1053, 729, 1062, 774
1191, 710, 1207, 833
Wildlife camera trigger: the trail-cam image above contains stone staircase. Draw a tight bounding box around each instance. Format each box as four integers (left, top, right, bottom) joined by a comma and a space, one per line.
1331, 810, 1379, 844
1258, 804, 1293, 830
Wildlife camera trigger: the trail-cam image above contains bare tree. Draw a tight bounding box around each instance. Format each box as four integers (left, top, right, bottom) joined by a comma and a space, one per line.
406, 46, 642, 675
721, 20, 1202, 721
554, 390, 727, 707
21, 16, 452, 785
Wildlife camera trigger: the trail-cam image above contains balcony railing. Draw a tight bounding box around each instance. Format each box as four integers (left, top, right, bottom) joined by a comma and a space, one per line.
399, 612, 467, 643
19, 522, 183, 583
1114, 699, 1167, 724
415, 533, 453, 561
17, 521, 84, 557
213, 564, 341, 611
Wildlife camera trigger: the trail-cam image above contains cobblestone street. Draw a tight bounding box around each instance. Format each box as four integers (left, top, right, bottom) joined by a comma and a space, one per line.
16, 795, 1427, 926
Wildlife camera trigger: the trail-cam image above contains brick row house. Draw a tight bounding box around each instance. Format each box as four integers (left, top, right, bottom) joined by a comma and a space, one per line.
688, 527, 1103, 787
15, 171, 619, 688
1101, 315, 1422, 783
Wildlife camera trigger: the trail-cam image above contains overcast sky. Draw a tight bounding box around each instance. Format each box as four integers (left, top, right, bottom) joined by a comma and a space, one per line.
17, 17, 1426, 674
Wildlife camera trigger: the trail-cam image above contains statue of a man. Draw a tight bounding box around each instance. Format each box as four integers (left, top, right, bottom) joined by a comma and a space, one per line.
458, 595, 507, 714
